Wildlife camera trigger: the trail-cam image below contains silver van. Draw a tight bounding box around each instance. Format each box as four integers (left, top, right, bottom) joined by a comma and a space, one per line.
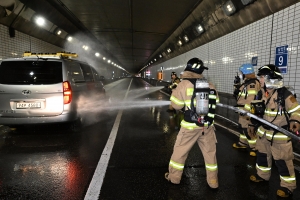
0, 52, 106, 130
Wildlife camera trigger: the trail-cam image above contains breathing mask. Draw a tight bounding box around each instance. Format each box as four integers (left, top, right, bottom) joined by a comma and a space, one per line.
263, 75, 283, 89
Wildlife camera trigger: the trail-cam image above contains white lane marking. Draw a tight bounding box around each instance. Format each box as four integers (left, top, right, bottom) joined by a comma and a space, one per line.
84, 79, 133, 200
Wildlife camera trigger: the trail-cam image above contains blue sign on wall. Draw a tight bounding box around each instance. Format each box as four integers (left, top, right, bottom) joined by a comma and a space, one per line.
275, 45, 288, 74
251, 56, 258, 66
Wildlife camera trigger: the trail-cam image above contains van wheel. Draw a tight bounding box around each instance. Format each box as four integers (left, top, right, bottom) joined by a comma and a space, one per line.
68, 118, 82, 132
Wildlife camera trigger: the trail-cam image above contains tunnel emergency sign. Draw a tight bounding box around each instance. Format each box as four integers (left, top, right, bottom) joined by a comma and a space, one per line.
275, 45, 288, 74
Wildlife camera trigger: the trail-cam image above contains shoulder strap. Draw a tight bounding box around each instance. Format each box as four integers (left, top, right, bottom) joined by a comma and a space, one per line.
185, 78, 196, 85
276, 87, 292, 107
237, 78, 260, 100
244, 78, 259, 85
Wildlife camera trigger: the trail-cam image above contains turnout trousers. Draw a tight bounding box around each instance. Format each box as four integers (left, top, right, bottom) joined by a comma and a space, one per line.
256, 135, 296, 192
168, 125, 218, 187
238, 114, 256, 148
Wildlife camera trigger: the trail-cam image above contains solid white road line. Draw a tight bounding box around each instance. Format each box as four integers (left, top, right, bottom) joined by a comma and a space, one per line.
84, 79, 133, 200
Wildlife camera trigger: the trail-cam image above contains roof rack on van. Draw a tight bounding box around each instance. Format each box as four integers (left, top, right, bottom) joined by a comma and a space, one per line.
23, 51, 78, 59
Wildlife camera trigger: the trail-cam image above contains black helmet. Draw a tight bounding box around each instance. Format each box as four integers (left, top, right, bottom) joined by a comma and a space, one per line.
184, 58, 208, 74
257, 64, 282, 79
171, 72, 177, 76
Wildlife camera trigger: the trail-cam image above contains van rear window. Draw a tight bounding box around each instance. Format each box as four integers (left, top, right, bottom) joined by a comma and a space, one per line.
0, 61, 63, 85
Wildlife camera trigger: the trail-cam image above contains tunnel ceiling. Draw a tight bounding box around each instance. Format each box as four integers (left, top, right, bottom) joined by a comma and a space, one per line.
0, 0, 298, 74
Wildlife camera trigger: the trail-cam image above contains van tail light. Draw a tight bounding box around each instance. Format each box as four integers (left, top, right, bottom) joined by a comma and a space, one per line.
63, 81, 72, 104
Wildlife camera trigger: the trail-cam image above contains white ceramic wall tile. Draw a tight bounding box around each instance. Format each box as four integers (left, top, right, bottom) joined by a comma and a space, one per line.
0, 25, 62, 60
150, 2, 300, 100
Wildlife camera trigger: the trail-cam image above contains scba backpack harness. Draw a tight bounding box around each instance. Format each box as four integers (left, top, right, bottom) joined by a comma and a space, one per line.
234, 78, 260, 101
183, 78, 216, 127
252, 87, 297, 144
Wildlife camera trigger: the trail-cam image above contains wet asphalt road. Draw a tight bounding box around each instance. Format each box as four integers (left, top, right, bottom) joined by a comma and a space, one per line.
0, 77, 299, 200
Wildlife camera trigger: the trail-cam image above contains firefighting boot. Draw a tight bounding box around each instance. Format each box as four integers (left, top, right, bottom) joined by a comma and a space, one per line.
165, 172, 180, 184
207, 179, 218, 189
233, 142, 247, 149
250, 174, 267, 182
277, 187, 293, 198
249, 148, 257, 156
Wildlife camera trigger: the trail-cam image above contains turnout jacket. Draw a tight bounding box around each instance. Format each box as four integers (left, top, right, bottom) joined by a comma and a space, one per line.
169, 77, 180, 89
237, 77, 261, 112
170, 71, 219, 130
257, 87, 300, 141
236, 77, 261, 128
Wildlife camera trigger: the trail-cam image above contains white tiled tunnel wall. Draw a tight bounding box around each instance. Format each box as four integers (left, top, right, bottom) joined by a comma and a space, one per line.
0, 25, 110, 77
0, 25, 63, 59
151, 2, 300, 99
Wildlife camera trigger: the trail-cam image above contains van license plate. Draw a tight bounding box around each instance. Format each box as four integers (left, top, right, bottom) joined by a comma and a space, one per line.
16, 102, 41, 109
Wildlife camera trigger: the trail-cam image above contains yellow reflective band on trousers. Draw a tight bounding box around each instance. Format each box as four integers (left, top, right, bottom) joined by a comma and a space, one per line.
239, 134, 256, 144
206, 163, 218, 171
209, 94, 216, 99
280, 175, 296, 183
248, 139, 256, 144
208, 113, 214, 118
256, 163, 271, 172
239, 134, 247, 139
257, 127, 290, 141
170, 96, 185, 106
180, 120, 212, 130
169, 160, 184, 170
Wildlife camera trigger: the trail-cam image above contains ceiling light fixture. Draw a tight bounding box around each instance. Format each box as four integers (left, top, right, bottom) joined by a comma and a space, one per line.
34, 16, 45, 26
177, 39, 183, 47
53, 27, 62, 36
196, 24, 204, 34
183, 35, 189, 43
66, 36, 73, 42
222, 0, 236, 16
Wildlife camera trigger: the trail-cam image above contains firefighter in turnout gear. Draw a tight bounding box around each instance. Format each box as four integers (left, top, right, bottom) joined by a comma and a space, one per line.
232, 63, 261, 156
249, 64, 300, 198
165, 58, 220, 189
167, 72, 181, 113
168, 72, 180, 92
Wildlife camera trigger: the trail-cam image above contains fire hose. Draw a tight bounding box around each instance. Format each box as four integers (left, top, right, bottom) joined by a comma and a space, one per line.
217, 103, 300, 141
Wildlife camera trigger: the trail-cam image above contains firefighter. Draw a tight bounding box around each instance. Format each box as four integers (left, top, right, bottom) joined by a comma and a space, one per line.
249, 64, 300, 198
166, 72, 181, 113
232, 63, 261, 156
165, 58, 219, 189
169, 72, 180, 91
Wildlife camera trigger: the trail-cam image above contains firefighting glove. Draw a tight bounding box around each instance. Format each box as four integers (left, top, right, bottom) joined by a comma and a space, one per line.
289, 120, 300, 136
